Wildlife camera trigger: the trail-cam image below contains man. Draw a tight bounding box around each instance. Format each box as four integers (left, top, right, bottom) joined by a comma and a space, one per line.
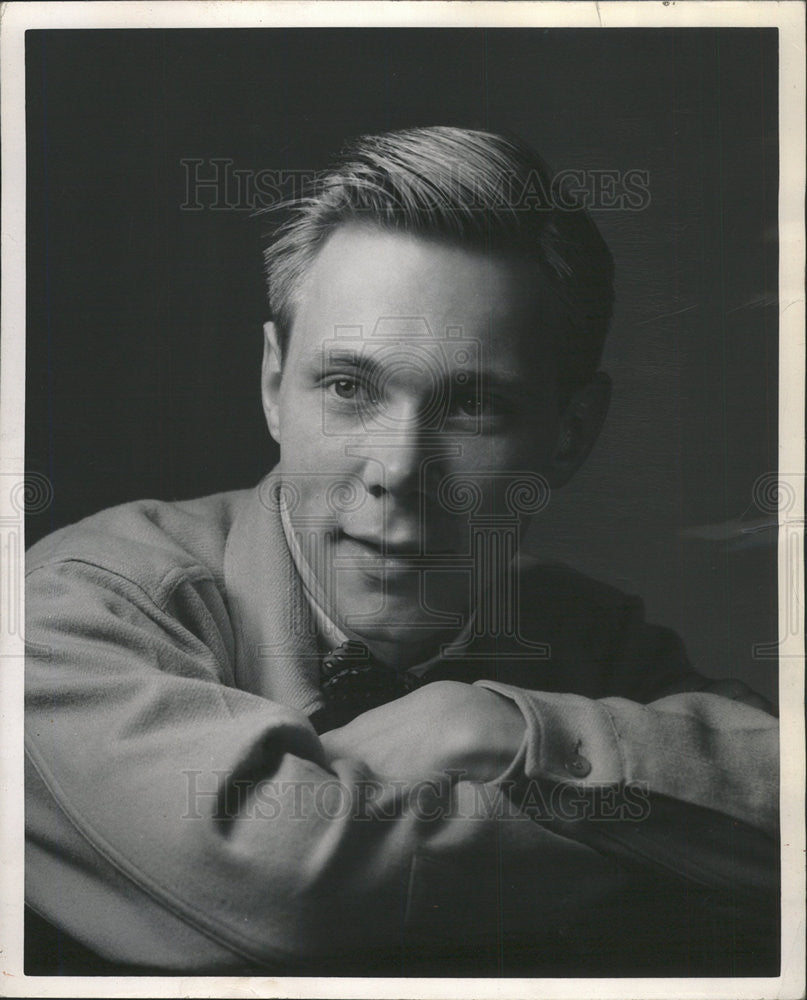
25, 126, 778, 977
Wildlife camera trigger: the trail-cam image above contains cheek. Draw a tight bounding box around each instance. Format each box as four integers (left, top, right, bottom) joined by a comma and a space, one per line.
278, 386, 324, 447
278, 403, 359, 480
452, 422, 558, 474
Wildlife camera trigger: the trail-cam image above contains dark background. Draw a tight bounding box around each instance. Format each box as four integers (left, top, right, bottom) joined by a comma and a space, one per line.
25, 28, 779, 701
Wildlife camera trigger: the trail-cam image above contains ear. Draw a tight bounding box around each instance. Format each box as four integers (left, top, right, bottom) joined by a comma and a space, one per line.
547, 372, 611, 488
261, 321, 283, 444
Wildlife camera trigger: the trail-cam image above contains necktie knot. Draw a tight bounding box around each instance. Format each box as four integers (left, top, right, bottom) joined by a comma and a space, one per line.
311, 639, 421, 733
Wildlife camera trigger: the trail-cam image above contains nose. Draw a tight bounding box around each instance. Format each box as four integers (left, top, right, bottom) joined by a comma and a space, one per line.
364, 421, 425, 499
350, 390, 461, 503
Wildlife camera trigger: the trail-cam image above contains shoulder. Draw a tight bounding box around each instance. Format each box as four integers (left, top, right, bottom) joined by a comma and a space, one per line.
516, 554, 642, 623
26, 489, 251, 598
512, 556, 699, 699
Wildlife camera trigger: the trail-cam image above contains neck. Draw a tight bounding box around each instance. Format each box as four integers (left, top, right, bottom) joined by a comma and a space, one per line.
342, 624, 459, 672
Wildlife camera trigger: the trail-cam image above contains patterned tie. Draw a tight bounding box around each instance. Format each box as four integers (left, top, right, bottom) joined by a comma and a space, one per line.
309, 639, 422, 733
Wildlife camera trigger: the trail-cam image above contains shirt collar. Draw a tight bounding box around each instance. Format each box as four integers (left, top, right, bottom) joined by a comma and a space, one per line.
279, 495, 345, 650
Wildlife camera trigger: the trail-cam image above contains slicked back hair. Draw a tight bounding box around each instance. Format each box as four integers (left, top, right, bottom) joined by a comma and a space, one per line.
263, 126, 614, 396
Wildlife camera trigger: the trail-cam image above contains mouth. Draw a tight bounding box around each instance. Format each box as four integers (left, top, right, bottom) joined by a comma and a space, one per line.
340, 532, 421, 561
337, 529, 466, 571
332, 531, 468, 593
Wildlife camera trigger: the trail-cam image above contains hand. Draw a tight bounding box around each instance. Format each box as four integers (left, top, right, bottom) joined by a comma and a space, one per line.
319, 680, 526, 783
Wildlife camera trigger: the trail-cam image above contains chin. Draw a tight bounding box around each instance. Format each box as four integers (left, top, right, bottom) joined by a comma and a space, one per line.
337, 593, 452, 641
334, 570, 469, 640
342, 623, 452, 670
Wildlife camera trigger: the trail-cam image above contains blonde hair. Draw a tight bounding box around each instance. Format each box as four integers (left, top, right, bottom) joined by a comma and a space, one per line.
263, 126, 613, 393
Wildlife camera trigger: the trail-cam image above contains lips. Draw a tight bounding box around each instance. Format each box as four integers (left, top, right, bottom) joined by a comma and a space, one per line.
333, 531, 469, 593
339, 530, 463, 560
341, 532, 421, 569
341, 532, 420, 559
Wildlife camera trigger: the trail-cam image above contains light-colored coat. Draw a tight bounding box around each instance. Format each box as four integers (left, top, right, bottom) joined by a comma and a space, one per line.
25, 476, 779, 974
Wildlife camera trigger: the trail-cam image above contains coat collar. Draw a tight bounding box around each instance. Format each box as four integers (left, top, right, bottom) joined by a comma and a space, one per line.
221, 473, 565, 711
222, 472, 324, 713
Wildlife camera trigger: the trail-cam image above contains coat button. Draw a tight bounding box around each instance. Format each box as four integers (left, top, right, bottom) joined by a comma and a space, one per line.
564, 753, 592, 778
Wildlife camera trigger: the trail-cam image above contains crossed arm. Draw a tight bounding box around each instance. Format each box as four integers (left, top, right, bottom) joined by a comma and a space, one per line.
25, 560, 780, 972
321, 681, 527, 782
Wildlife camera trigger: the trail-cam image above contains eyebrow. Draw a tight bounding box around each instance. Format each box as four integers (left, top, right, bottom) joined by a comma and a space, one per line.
323, 349, 379, 373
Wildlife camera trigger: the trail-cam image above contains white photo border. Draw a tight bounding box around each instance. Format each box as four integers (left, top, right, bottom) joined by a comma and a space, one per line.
1, 2, 804, 998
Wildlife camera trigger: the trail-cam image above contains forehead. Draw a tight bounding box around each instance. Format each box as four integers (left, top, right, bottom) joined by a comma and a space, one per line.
288, 224, 561, 369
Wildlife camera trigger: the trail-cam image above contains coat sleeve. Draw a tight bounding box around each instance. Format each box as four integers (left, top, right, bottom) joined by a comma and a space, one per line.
474, 680, 779, 900
25, 557, 653, 972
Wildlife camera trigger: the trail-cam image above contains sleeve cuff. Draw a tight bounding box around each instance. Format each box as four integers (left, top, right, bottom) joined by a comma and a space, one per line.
473, 683, 778, 836
473, 681, 626, 786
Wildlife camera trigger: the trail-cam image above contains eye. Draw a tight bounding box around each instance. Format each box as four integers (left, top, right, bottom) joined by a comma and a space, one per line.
331, 377, 359, 400
451, 382, 490, 418
324, 375, 380, 406
449, 382, 513, 425
456, 391, 484, 417
450, 373, 489, 419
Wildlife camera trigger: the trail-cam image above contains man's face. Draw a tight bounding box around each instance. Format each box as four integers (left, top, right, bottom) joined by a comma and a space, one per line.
263, 224, 567, 657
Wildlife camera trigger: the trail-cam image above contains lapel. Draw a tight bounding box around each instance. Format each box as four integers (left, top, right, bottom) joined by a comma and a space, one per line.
223, 473, 324, 713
